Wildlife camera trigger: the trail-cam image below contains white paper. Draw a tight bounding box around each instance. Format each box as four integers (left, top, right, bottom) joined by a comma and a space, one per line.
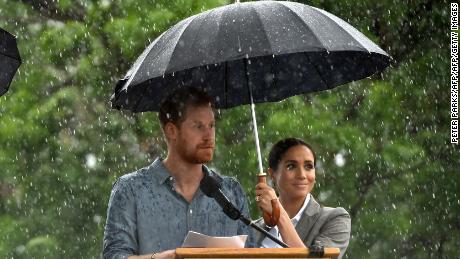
181, 231, 247, 248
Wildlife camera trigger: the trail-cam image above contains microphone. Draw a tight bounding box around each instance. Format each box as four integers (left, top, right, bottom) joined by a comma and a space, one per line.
199, 169, 289, 248
199, 172, 241, 220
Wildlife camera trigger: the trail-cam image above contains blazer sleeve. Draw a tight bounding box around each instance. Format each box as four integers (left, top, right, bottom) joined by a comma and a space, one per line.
312, 207, 351, 259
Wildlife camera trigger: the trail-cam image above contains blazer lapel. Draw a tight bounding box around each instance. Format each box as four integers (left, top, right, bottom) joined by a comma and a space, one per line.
256, 196, 322, 247
295, 196, 321, 243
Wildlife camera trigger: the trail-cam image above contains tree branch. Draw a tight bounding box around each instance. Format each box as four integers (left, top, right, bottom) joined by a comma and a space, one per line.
349, 161, 424, 218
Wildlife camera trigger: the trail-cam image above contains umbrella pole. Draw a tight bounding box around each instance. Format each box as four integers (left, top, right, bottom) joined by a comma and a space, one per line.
248, 86, 264, 176
246, 58, 280, 227
245, 58, 264, 176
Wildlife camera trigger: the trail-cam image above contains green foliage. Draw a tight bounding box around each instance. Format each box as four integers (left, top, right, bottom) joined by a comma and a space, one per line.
0, 0, 457, 258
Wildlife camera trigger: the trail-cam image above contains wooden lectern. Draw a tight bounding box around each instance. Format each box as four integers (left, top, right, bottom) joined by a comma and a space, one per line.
176, 248, 340, 259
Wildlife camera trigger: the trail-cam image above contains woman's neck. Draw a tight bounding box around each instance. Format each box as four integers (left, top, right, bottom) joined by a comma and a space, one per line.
279, 195, 307, 219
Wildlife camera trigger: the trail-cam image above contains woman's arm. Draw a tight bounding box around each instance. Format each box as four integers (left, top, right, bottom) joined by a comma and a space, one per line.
255, 182, 305, 248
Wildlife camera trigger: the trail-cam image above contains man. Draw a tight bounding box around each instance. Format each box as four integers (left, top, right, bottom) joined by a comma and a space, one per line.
103, 87, 254, 259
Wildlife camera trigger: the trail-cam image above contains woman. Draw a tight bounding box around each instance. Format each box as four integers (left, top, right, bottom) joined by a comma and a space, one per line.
255, 138, 351, 258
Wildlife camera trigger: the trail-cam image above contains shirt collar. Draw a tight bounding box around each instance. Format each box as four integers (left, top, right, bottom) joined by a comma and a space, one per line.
150, 157, 173, 185
291, 193, 311, 226
149, 157, 220, 185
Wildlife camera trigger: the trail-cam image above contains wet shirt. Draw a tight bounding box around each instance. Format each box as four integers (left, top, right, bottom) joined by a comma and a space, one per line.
103, 158, 254, 259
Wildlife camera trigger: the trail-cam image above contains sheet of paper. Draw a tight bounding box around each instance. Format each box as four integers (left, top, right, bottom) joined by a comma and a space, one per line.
181, 231, 247, 248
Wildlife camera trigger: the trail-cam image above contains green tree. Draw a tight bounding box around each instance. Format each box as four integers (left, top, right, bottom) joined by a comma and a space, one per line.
0, 0, 457, 258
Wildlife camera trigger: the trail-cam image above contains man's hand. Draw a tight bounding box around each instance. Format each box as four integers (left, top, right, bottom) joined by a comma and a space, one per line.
127, 249, 176, 259
155, 249, 176, 259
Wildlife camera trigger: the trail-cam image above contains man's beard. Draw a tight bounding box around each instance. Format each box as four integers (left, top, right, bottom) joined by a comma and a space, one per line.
176, 139, 214, 164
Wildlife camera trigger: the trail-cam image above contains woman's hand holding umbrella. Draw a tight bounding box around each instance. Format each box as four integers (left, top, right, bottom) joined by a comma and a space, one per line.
255, 182, 278, 214
255, 182, 306, 248
256, 176, 281, 227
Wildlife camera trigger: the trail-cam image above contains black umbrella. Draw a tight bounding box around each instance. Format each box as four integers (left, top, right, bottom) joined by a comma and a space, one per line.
0, 28, 21, 97
111, 1, 389, 112
111, 0, 390, 174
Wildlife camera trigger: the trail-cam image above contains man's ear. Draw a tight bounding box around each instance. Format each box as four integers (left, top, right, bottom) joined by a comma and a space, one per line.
164, 122, 178, 141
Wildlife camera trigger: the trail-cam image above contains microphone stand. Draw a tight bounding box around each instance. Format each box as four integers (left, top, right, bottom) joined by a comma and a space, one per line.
199, 171, 288, 248
241, 213, 325, 256
238, 214, 289, 248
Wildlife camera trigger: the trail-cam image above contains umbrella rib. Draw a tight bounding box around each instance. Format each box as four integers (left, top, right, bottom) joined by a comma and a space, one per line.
276, 2, 327, 52
166, 10, 217, 73
152, 21, 192, 75
302, 51, 331, 90
119, 31, 165, 92
276, 2, 332, 90
310, 6, 369, 52
248, 3, 274, 53
0, 53, 21, 62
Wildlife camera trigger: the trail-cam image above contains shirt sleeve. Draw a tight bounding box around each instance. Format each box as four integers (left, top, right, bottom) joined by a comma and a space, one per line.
103, 178, 138, 259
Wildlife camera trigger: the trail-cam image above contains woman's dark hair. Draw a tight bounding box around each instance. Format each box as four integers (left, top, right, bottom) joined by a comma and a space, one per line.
158, 87, 214, 128
268, 138, 316, 170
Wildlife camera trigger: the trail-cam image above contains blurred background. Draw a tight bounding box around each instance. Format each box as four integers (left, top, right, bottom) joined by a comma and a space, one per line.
0, 0, 457, 258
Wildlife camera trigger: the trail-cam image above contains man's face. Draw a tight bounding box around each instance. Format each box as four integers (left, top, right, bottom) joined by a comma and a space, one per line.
173, 104, 215, 164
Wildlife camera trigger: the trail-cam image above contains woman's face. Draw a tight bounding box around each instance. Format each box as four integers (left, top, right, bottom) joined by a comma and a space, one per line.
270, 144, 316, 201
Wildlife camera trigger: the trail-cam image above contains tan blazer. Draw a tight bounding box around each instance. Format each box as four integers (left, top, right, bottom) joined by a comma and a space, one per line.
254, 196, 351, 259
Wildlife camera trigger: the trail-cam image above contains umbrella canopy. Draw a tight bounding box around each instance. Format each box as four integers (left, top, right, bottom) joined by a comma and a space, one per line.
111, 0, 390, 112
0, 27, 21, 97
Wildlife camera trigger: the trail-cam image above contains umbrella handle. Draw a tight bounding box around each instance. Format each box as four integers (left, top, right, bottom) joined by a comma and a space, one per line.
258, 174, 280, 227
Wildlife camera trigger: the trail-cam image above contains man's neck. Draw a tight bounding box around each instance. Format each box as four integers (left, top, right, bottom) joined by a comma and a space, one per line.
163, 154, 204, 202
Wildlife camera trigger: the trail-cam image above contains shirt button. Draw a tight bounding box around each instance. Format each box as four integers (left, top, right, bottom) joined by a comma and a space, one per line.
189, 209, 193, 214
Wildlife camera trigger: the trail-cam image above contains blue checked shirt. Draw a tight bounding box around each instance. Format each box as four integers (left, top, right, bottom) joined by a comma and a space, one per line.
103, 158, 254, 258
